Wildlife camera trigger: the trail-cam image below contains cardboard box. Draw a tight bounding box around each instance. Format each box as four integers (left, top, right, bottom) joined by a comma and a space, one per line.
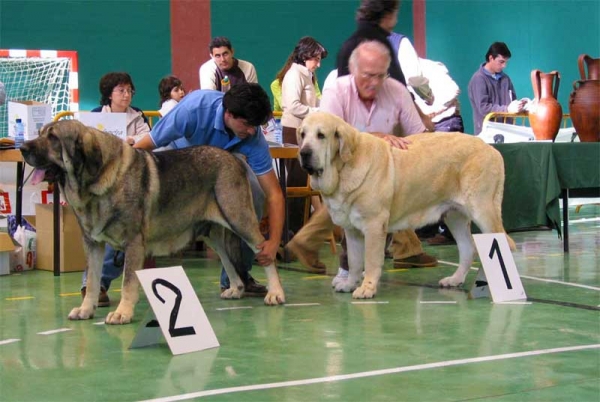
77, 112, 127, 139
35, 203, 86, 272
7, 101, 53, 140
0, 233, 16, 275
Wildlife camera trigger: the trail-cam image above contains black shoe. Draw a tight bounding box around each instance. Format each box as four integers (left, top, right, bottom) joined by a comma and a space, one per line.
243, 276, 268, 297
81, 286, 110, 307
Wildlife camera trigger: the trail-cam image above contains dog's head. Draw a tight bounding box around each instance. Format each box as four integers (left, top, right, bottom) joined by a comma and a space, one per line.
20, 120, 107, 187
296, 111, 358, 177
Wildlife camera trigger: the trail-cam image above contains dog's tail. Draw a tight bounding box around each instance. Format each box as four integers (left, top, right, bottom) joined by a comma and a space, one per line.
506, 234, 517, 251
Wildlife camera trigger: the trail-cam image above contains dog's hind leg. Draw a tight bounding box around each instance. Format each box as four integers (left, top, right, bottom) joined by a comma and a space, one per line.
204, 227, 245, 300
105, 236, 145, 325
69, 240, 105, 320
471, 190, 517, 251
439, 210, 475, 287
214, 176, 285, 305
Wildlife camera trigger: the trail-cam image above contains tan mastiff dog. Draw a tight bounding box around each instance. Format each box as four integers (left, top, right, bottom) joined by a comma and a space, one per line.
21, 120, 285, 324
297, 111, 515, 298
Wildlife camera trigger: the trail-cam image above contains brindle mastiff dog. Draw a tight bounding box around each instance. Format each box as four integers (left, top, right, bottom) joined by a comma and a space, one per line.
297, 112, 515, 298
21, 120, 285, 324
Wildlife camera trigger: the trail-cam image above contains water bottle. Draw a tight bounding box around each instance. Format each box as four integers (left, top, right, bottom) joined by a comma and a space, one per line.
221, 76, 230, 93
274, 118, 283, 144
14, 118, 25, 149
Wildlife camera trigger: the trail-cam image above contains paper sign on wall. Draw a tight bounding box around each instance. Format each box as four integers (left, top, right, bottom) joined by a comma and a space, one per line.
77, 112, 127, 139
136, 266, 219, 355
472, 233, 526, 303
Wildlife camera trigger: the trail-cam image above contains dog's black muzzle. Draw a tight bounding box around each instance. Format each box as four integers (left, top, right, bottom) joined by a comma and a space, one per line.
299, 148, 316, 175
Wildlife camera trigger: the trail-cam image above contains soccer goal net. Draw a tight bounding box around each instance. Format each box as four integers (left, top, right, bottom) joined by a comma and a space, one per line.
0, 49, 79, 137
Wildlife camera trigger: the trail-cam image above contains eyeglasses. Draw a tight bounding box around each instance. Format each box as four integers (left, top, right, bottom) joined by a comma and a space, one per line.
113, 88, 135, 96
359, 72, 390, 81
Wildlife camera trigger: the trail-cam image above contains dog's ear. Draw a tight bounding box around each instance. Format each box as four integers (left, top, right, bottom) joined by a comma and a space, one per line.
80, 129, 103, 178
296, 125, 304, 147
336, 121, 356, 163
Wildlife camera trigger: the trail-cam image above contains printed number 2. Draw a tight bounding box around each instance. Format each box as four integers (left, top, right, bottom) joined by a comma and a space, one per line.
489, 238, 513, 290
151, 278, 197, 337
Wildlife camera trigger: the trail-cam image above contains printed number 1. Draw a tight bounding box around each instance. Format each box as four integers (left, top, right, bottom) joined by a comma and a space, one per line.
151, 278, 197, 337
489, 239, 513, 289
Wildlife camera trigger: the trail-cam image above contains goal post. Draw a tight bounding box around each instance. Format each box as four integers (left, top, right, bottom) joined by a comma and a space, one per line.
0, 49, 79, 137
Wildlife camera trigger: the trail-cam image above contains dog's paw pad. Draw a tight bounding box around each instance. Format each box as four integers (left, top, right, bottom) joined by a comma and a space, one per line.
220, 288, 242, 299
105, 311, 132, 325
352, 286, 376, 299
264, 292, 285, 305
334, 282, 357, 293
68, 307, 94, 320
438, 277, 463, 288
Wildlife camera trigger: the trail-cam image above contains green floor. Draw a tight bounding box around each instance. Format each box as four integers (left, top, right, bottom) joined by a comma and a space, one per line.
0, 204, 598, 402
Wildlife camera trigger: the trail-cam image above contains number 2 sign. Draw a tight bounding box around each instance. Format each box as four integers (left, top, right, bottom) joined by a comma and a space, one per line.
472, 234, 527, 303
136, 267, 219, 355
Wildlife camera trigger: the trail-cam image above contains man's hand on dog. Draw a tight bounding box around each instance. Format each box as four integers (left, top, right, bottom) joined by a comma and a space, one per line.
256, 238, 279, 266
372, 132, 411, 150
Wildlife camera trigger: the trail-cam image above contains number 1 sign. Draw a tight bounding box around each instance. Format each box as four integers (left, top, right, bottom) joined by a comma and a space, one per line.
136, 266, 219, 355
472, 234, 527, 303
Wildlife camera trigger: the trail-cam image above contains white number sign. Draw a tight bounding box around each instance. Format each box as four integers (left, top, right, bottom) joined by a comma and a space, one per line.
136, 266, 219, 355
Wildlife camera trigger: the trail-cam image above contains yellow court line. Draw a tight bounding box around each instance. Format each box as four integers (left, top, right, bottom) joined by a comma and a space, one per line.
386, 268, 409, 273
6, 296, 35, 301
60, 292, 81, 297
302, 275, 329, 280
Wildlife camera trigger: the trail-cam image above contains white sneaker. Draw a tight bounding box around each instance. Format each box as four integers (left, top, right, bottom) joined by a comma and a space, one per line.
331, 267, 349, 287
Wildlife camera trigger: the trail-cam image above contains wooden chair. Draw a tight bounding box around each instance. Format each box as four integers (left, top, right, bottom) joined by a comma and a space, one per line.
54, 110, 161, 126
286, 176, 337, 253
270, 143, 337, 254
142, 110, 161, 128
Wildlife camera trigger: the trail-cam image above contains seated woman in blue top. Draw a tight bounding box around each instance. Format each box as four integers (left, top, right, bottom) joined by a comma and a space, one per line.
135, 83, 284, 296
91, 72, 150, 143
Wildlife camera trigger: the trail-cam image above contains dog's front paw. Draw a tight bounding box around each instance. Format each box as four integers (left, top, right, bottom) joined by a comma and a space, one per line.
352, 283, 377, 299
334, 279, 359, 293
220, 287, 243, 299
105, 310, 133, 325
68, 305, 95, 320
439, 275, 464, 288
264, 289, 285, 305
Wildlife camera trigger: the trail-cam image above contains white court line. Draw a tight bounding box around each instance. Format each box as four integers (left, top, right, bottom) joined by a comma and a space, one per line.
0, 339, 20, 346
519, 275, 600, 291
438, 260, 600, 292
285, 303, 321, 307
93, 321, 106, 325
569, 217, 600, 224
37, 328, 72, 336
493, 301, 532, 305
351, 301, 389, 305
215, 306, 253, 311
139, 343, 600, 402
420, 301, 457, 304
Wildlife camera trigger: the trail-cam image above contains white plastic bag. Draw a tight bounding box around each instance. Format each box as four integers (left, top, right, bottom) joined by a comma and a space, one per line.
10, 225, 36, 272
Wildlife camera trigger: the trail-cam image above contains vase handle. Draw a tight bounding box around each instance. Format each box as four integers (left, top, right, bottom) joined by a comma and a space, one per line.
550, 70, 561, 99
578, 54, 589, 80
531, 69, 541, 101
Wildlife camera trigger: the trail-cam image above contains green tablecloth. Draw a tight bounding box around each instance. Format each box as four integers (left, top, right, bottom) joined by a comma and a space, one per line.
492, 142, 600, 233
552, 143, 600, 190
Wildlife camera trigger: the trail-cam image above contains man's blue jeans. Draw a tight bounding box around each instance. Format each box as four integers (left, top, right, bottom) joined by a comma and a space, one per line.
81, 244, 124, 291
220, 157, 265, 289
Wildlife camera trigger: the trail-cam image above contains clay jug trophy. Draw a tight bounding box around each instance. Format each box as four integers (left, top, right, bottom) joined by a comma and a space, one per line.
529, 70, 562, 141
569, 54, 600, 142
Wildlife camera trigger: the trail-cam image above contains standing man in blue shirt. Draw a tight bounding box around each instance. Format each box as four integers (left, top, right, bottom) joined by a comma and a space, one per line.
468, 42, 526, 134
134, 83, 284, 295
